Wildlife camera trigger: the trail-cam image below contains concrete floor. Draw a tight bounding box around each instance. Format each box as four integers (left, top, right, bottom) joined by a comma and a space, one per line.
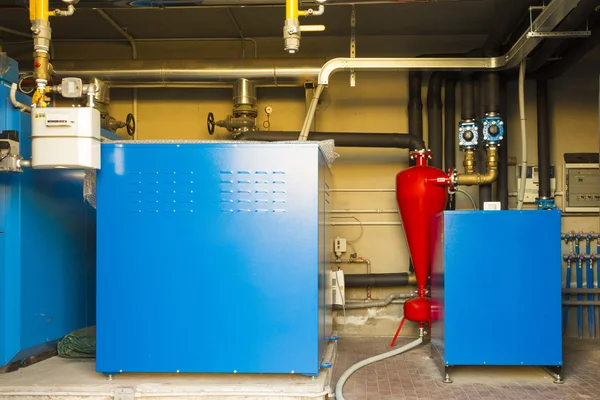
334, 337, 600, 400
0, 337, 598, 400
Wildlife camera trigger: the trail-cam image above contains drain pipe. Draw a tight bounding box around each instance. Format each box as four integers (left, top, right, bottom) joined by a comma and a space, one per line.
444, 78, 457, 209
427, 72, 443, 170
408, 71, 424, 166
536, 80, 555, 210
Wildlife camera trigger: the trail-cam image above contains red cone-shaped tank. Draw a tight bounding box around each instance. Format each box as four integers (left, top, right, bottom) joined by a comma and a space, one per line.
396, 151, 448, 301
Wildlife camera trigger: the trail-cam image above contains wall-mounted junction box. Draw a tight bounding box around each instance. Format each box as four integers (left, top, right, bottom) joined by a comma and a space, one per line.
516, 165, 556, 203
564, 163, 600, 213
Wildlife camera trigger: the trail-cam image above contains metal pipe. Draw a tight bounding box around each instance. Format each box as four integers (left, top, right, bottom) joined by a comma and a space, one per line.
95, 9, 138, 59
330, 189, 394, 193
331, 209, 396, 214
317, 0, 581, 85
50, 58, 324, 87
427, 72, 443, 170
454, 146, 498, 186
585, 236, 594, 337
9, 83, 32, 113
444, 78, 457, 210
333, 292, 416, 310
536, 80, 552, 200
576, 237, 583, 338
564, 301, 600, 306
564, 288, 600, 294
329, 222, 401, 226
238, 131, 425, 150
564, 257, 572, 334
334, 258, 372, 299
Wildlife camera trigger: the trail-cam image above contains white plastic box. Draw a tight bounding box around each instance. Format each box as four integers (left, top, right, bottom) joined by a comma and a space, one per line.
31, 107, 101, 169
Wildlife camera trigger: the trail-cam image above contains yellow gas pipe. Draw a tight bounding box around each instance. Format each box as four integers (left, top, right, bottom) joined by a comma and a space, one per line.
30, 0, 76, 107
284, 0, 325, 53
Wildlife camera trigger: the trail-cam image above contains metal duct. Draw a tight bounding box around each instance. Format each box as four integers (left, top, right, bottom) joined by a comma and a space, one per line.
51, 59, 324, 87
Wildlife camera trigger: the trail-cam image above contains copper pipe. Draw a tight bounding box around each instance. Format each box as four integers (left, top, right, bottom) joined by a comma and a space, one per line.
455, 146, 498, 186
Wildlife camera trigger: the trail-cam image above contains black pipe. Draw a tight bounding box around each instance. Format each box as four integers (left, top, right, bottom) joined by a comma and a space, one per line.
460, 74, 475, 120
537, 80, 551, 199
481, 72, 501, 114
408, 71, 424, 166
237, 131, 426, 150
345, 273, 410, 288
444, 78, 457, 210
427, 72, 443, 170
498, 78, 509, 209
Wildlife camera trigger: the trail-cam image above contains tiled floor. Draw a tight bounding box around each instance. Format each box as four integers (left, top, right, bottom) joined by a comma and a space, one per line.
334, 337, 600, 400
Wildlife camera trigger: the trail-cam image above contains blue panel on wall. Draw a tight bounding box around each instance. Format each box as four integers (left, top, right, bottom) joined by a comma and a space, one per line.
0, 56, 96, 368
96, 142, 332, 375
431, 210, 562, 367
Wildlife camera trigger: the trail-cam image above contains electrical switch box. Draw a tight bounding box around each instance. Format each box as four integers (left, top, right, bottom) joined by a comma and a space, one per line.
564, 163, 600, 213
331, 269, 345, 306
516, 165, 556, 203
31, 107, 101, 169
334, 237, 347, 257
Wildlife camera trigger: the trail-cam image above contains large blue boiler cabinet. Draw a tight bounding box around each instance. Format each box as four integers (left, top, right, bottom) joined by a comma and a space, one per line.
0, 54, 96, 370
431, 210, 562, 382
96, 141, 333, 375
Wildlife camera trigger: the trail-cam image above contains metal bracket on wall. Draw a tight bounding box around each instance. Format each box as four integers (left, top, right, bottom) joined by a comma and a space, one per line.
527, 5, 591, 39
350, 5, 356, 87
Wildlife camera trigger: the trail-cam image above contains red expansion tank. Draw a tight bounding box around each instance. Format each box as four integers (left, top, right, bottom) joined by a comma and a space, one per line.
395, 150, 448, 326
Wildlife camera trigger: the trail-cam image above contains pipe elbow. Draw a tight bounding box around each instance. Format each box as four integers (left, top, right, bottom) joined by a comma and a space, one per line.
455, 167, 498, 186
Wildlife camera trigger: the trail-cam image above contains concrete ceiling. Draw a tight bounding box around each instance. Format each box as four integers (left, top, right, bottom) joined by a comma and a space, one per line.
0, 0, 523, 40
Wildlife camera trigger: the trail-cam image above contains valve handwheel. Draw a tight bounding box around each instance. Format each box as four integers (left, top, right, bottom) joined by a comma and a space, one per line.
126, 113, 136, 137
207, 112, 215, 135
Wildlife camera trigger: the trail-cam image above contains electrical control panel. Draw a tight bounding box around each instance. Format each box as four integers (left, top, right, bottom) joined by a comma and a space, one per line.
516, 165, 556, 203
564, 163, 600, 213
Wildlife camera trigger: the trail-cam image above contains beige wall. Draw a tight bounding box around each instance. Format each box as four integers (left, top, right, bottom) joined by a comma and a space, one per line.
10, 34, 599, 337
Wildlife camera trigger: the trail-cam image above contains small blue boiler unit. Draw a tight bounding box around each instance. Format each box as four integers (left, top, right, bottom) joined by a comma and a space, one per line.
0, 54, 96, 370
96, 141, 333, 375
431, 210, 562, 382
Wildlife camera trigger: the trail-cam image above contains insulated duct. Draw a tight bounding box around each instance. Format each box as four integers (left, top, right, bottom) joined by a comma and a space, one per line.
408, 71, 424, 166
237, 131, 425, 150
345, 273, 411, 288
427, 72, 443, 170
498, 78, 509, 209
536, 80, 552, 200
50, 59, 324, 87
444, 78, 457, 210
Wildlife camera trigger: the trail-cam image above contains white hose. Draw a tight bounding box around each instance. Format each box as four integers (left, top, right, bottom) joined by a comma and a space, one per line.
9, 83, 31, 113
455, 188, 478, 210
517, 60, 527, 210
298, 84, 324, 141
335, 337, 423, 400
